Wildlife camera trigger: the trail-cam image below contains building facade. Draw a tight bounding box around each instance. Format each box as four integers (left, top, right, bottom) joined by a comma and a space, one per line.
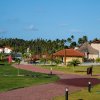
91, 40, 100, 58
53, 49, 84, 64
78, 42, 99, 60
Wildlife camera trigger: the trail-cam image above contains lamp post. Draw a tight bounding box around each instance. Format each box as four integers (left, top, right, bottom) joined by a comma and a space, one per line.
64, 49, 66, 65
50, 67, 52, 75
88, 82, 91, 92
65, 88, 68, 100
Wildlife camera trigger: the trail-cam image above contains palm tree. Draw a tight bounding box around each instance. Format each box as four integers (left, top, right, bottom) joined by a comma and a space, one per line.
78, 36, 88, 45
68, 59, 80, 71
67, 35, 75, 48
67, 38, 72, 43
68, 59, 80, 66
70, 41, 77, 48
78, 38, 83, 45
83, 36, 88, 42
71, 35, 74, 40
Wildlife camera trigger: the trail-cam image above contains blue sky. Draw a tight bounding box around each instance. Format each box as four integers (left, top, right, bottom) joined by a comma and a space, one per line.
0, 0, 100, 41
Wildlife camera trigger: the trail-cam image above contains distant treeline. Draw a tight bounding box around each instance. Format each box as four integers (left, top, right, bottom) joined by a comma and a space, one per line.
0, 35, 99, 54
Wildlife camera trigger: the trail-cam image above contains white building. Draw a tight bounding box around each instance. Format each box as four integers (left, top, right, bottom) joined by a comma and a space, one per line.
0, 48, 3, 53
91, 40, 100, 58
0, 47, 12, 54
78, 42, 99, 60
4, 47, 12, 53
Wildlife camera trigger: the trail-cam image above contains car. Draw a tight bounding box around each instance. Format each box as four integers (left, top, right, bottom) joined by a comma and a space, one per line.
14, 53, 22, 61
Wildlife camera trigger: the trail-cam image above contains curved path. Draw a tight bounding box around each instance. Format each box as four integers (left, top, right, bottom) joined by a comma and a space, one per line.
0, 64, 100, 100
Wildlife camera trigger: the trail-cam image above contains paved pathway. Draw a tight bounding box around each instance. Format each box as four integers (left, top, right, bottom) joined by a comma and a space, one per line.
0, 64, 100, 100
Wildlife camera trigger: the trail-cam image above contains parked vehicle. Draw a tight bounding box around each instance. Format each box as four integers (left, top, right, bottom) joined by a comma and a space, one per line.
15, 53, 22, 60
11, 52, 22, 61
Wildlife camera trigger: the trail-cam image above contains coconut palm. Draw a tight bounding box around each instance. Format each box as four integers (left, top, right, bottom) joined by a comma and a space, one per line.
68, 59, 80, 71
68, 59, 80, 66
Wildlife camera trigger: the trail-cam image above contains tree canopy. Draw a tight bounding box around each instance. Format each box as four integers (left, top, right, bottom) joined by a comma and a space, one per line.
0, 35, 99, 55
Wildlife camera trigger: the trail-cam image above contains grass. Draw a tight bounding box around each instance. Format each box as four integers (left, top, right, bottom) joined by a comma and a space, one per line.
39, 65, 100, 100
53, 84, 100, 100
0, 62, 59, 92
39, 65, 100, 78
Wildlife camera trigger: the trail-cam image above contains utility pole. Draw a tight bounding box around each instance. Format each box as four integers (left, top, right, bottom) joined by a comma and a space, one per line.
64, 49, 66, 65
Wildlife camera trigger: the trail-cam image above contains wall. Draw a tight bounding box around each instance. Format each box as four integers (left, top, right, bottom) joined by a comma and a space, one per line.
63, 57, 83, 63
91, 43, 100, 51
91, 43, 100, 58
0, 49, 3, 53
89, 54, 98, 59
4, 48, 12, 53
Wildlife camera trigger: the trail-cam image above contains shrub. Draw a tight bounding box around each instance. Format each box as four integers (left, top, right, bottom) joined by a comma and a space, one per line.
96, 58, 100, 62
68, 59, 80, 66
53, 58, 62, 64
40, 58, 46, 64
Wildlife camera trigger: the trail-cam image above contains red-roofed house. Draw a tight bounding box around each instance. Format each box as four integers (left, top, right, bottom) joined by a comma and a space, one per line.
53, 49, 84, 64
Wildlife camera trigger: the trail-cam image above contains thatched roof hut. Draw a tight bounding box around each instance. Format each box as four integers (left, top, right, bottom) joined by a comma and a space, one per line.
78, 42, 99, 54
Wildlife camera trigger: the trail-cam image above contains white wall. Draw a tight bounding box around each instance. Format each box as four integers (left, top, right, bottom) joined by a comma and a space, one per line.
91, 43, 100, 58
89, 54, 98, 59
0, 49, 3, 53
91, 43, 100, 51
4, 48, 12, 53
63, 57, 83, 63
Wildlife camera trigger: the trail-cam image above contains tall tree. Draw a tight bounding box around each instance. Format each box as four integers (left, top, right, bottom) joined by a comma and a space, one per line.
78, 36, 88, 45
83, 36, 88, 42
70, 41, 77, 48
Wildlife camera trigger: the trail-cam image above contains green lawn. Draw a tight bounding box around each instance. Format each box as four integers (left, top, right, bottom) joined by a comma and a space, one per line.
0, 63, 59, 92
53, 84, 100, 100
39, 65, 100, 78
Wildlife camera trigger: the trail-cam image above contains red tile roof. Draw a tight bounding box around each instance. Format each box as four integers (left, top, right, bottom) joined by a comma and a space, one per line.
92, 40, 100, 43
53, 49, 84, 57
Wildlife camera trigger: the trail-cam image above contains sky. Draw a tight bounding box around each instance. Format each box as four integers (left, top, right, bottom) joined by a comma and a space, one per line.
0, 0, 100, 41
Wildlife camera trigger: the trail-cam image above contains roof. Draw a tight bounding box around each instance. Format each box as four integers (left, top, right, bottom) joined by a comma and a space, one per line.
53, 49, 84, 57
91, 40, 100, 43
78, 42, 99, 54
4, 46, 13, 50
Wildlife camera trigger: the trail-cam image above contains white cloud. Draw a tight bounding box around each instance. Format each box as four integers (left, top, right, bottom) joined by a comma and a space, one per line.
25, 25, 38, 32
